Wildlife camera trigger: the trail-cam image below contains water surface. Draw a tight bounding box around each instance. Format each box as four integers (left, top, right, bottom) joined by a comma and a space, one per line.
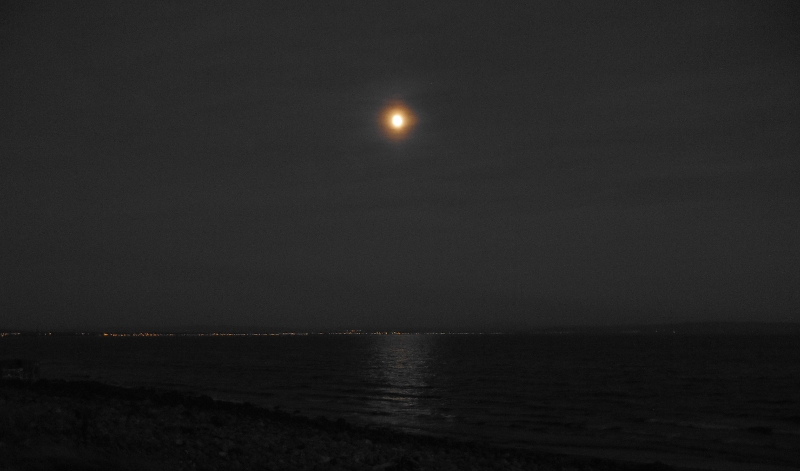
3, 333, 799, 470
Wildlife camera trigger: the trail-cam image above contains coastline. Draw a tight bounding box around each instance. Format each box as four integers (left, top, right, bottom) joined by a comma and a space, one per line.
0, 379, 692, 471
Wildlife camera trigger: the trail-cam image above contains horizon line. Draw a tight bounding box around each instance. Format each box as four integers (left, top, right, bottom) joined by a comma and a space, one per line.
3, 321, 800, 337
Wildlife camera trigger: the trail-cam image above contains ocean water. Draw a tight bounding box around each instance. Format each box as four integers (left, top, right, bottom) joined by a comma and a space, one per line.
2, 333, 799, 470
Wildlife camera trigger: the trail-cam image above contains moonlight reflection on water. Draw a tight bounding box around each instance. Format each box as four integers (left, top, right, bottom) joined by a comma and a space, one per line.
365, 335, 437, 429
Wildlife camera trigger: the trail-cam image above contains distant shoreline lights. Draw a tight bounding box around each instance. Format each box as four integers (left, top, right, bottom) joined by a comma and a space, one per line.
0, 331, 500, 337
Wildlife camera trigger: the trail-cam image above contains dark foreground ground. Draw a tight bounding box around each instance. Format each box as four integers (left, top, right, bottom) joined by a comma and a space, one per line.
1, 379, 696, 471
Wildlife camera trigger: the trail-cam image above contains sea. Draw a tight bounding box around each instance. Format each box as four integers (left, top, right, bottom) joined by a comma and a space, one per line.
2, 333, 799, 470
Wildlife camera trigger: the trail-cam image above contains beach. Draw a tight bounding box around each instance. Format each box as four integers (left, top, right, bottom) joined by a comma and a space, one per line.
1, 379, 687, 471
2, 334, 799, 470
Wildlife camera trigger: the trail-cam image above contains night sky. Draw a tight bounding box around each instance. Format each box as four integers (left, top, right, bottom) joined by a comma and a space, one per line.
2, 1, 799, 331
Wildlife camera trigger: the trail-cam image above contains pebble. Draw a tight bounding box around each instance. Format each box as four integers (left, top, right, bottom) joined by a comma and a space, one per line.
0, 380, 680, 471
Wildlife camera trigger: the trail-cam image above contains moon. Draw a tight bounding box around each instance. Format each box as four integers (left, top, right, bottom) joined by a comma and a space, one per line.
379, 100, 416, 141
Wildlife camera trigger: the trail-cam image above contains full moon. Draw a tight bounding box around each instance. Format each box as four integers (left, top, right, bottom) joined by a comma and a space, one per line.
379, 100, 416, 141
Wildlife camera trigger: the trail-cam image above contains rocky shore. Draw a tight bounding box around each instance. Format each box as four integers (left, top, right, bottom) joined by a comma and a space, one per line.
1, 379, 688, 471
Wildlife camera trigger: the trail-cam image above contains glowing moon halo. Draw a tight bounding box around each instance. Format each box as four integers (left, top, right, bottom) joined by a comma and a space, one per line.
379, 101, 416, 141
